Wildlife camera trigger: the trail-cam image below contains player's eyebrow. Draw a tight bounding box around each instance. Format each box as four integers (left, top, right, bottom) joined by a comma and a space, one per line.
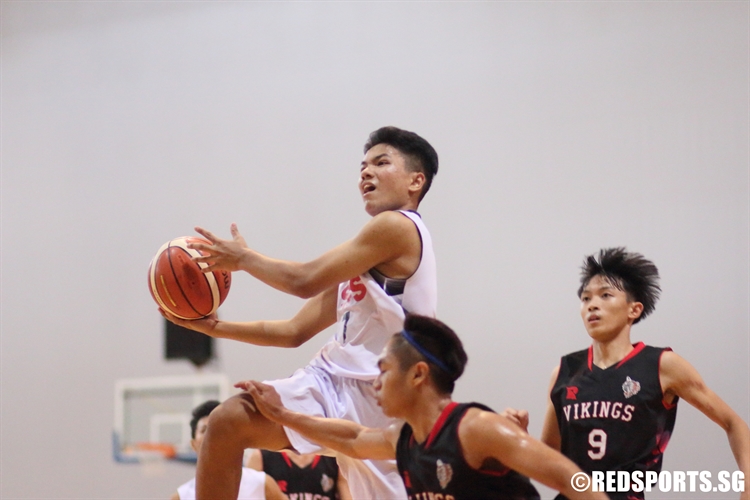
583, 283, 614, 294
361, 153, 389, 167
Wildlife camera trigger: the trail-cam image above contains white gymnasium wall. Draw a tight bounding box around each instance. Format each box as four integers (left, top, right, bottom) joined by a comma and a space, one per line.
1, 2, 747, 499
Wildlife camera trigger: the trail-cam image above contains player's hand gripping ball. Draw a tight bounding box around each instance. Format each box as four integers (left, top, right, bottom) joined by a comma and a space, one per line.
148, 237, 231, 320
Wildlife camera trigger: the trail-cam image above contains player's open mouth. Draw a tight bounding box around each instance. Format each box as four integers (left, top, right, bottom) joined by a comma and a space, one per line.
362, 183, 376, 194
588, 315, 600, 323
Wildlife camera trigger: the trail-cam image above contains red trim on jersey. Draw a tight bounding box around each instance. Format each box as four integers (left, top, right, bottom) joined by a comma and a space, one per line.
403, 470, 412, 488
615, 342, 646, 369
588, 342, 646, 370
658, 347, 678, 409
477, 467, 510, 477
281, 451, 292, 468
425, 402, 459, 449
277, 480, 288, 493
311, 455, 321, 469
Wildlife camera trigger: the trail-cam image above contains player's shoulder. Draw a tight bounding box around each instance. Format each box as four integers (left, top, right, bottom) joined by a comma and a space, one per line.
656, 348, 706, 397
642, 344, 672, 355
456, 403, 499, 435
657, 348, 690, 375
624, 343, 677, 368
548, 363, 561, 383
360, 210, 420, 240
369, 209, 417, 227
457, 403, 525, 450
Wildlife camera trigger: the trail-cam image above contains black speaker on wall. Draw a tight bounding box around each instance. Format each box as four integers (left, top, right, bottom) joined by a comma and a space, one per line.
164, 319, 214, 367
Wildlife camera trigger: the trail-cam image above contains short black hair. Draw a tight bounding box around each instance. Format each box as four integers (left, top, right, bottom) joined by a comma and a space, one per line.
364, 126, 439, 201
390, 314, 468, 394
577, 247, 661, 324
190, 400, 220, 439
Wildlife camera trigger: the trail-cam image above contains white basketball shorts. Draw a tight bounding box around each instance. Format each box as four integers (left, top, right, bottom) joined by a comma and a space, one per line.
265, 365, 407, 500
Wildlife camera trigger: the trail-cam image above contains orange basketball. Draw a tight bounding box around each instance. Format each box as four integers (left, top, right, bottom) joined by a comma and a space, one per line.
148, 237, 231, 320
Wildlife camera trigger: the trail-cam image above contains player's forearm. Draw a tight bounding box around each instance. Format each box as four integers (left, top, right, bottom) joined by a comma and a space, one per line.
280, 410, 366, 457
279, 410, 386, 460
210, 320, 305, 348
238, 250, 323, 299
726, 417, 750, 492
210, 289, 334, 347
508, 439, 606, 500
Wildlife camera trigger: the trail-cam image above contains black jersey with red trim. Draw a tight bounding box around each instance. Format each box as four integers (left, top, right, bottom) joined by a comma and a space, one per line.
396, 402, 540, 500
260, 450, 339, 500
551, 343, 678, 499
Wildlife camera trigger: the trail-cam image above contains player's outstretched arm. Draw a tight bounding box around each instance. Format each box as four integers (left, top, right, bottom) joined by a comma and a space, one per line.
190, 211, 419, 299
160, 285, 337, 348
239, 380, 399, 460
660, 351, 750, 498
459, 409, 606, 500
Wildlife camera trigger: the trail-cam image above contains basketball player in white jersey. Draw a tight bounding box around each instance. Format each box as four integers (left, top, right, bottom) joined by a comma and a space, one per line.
161, 126, 439, 500
171, 400, 287, 500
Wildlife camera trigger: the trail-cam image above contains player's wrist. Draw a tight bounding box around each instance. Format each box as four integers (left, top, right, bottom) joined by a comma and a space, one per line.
274, 407, 298, 425
237, 248, 256, 272
203, 318, 221, 337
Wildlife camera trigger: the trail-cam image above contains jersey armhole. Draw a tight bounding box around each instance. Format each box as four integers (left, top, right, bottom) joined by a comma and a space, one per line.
454, 406, 511, 476
367, 211, 424, 290
398, 210, 424, 273
394, 210, 424, 280
658, 347, 678, 409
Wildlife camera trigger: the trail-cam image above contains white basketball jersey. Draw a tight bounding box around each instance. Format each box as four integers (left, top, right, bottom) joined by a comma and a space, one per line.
310, 210, 437, 380
177, 467, 267, 500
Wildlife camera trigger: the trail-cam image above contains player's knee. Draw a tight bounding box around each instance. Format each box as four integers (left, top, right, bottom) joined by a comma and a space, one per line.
207, 394, 262, 440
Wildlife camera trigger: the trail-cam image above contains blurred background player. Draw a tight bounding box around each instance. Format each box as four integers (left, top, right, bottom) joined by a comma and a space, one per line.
506, 247, 750, 500
247, 450, 352, 500
161, 126, 439, 500
241, 314, 608, 500
170, 400, 286, 500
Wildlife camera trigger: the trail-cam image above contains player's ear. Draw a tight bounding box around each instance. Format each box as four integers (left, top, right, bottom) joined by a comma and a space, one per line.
628, 301, 644, 321
408, 171, 425, 196
411, 361, 430, 387
190, 438, 199, 453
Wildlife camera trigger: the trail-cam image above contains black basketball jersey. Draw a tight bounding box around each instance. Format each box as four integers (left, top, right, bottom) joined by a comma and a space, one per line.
551, 343, 678, 500
261, 450, 339, 500
396, 402, 541, 500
